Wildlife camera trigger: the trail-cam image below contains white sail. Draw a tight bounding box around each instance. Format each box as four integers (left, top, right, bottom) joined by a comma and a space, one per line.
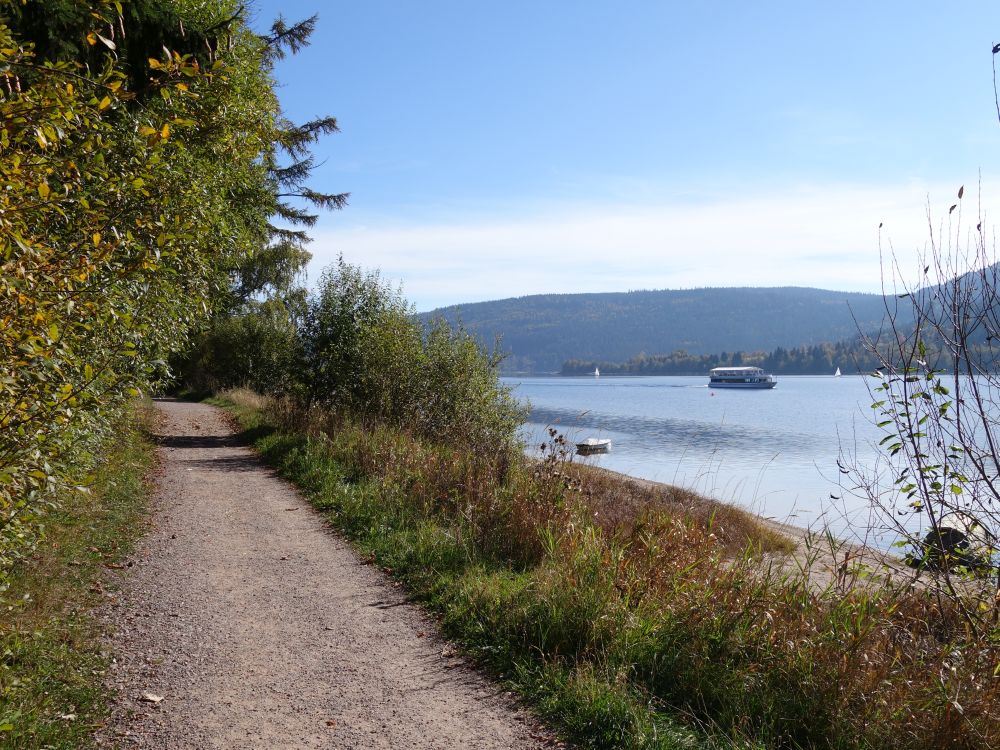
594, 367, 600, 377
834, 367, 841, 377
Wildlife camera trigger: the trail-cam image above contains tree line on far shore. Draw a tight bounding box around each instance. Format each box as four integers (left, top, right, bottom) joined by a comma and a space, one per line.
561, 336, 976, 376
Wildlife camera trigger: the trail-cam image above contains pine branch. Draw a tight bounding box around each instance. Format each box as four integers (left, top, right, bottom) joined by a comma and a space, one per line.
263, 15, 317, 61
266, 224, 311, 243
281, 116, 339, 156
274, 202, 319, 226
275, 190, 350, 211
272, 157, 314, 187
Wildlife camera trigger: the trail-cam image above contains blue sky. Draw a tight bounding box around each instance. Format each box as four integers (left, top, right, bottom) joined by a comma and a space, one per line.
251, 1, 1000, 311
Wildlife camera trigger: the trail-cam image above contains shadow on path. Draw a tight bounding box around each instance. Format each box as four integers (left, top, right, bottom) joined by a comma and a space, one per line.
179, 455, 267, 473
155, 425, 276, 451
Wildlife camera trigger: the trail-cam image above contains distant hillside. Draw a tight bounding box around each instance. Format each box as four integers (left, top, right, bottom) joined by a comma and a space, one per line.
421, 287, 902, 373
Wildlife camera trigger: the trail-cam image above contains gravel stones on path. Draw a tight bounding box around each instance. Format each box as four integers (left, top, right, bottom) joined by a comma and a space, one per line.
98, 399, 552, 749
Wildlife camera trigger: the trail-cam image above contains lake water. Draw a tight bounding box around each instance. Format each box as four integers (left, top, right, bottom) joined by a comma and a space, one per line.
505, 375, 887, 534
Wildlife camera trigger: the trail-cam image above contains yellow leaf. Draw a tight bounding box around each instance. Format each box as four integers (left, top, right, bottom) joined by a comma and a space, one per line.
160, 123, 170, 140
98, 96, 111, 111
87, 32, 97, 46
37, 181, 50, 199
92, 232, 101, 247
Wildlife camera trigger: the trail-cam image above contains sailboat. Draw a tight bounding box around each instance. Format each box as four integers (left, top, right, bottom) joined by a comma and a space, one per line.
594, 366, 600, 378
834, 367, 841, 377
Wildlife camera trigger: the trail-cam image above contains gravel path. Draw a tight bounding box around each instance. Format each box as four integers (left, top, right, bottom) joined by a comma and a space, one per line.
98, 399, 552, 749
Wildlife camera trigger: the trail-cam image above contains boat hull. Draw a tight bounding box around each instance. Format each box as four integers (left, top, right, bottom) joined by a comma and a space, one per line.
576, 439, 611, 454
709, 380, 777, 389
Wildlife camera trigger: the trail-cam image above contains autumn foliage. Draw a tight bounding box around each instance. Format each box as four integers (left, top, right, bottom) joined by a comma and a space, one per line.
0, 0, 293, 589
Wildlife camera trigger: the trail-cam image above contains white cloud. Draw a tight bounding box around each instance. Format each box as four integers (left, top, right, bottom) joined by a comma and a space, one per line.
304, 178, 998, 311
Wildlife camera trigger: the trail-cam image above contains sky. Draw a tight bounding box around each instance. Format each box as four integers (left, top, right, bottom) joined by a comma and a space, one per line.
250, 1, 1000, 311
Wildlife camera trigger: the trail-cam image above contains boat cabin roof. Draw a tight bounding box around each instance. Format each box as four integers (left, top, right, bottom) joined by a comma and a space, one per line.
710, 366, 766, 375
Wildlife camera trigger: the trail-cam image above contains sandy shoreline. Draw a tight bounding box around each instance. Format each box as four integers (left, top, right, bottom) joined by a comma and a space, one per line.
581, 462, 913, 591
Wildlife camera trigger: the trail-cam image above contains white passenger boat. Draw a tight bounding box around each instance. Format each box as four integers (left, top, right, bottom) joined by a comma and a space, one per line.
708, 366, 777, 389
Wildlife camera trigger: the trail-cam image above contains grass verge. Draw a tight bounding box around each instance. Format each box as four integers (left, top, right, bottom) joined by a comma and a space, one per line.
0, 404, 157, 749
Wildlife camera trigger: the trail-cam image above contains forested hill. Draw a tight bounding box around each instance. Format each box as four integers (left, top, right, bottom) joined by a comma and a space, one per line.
421, 287, 900, 373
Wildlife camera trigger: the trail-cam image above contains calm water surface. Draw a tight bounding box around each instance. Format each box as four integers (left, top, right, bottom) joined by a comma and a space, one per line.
506, 375, 885, 531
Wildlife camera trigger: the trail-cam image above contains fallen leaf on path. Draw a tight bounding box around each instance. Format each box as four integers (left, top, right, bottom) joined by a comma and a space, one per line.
59, 713, 77, 721
283, 507, 298, 511
139, 693, 164, 704
325, 720, 337, 728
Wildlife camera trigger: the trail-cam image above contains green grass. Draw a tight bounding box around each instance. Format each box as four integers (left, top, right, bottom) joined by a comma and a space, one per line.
0, 405, 156, 749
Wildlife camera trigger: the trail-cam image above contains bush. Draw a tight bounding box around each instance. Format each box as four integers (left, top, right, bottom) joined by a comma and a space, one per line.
302, 256, 524, 448
178, 301, 304, 395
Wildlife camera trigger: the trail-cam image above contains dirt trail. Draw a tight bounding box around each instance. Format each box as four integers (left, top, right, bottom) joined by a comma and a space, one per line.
99, 399, 551, 749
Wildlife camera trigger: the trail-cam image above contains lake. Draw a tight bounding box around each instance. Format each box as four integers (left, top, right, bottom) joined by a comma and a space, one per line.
505, 374, 887, 534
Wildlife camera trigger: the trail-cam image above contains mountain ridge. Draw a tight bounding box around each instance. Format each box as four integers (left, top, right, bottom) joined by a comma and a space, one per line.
419, 286, 902, 373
